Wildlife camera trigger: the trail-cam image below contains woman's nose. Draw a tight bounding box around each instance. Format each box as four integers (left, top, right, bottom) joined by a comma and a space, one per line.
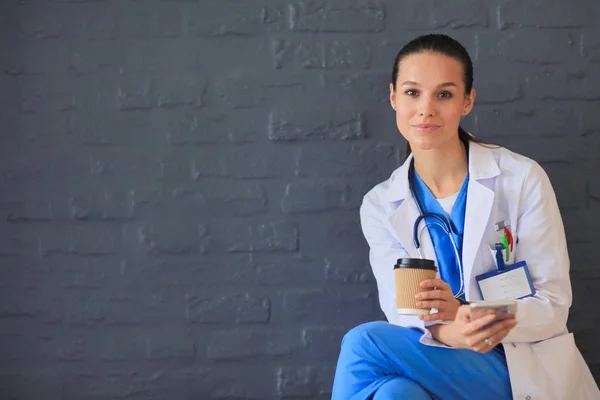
417, 98, 436, 117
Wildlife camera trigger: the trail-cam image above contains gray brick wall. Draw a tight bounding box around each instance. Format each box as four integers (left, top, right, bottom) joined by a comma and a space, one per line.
0, 0, 599, 398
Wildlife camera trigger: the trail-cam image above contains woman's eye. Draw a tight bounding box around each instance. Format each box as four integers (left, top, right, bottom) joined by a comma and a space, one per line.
438, 91, 452, 98
405, 89, 418, 96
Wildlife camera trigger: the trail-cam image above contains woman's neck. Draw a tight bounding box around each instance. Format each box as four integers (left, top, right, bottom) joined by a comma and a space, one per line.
412, 138, 468, 199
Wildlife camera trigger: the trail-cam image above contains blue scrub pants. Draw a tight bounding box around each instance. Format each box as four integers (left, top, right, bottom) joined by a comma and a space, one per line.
331, 321, 512, 400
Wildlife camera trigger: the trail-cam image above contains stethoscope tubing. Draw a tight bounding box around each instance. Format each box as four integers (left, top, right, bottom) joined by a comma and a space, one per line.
409, 169, 465, 299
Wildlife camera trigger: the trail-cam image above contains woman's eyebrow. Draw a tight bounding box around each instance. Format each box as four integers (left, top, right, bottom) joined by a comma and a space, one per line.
400, 81, 458, 88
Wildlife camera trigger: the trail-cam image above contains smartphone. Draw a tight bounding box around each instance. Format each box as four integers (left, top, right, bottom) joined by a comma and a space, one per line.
469, 300, 517, 321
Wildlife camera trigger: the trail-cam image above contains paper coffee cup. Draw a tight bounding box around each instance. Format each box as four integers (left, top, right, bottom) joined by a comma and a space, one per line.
394, 258, 437, 315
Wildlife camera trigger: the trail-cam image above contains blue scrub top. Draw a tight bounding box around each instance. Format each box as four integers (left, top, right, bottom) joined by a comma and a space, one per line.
410, 161, 468, 300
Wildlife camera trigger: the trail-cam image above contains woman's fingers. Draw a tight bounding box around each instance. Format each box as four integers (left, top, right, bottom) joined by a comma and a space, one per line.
465, 318, 517, 352
417, 300, 446, 310
416, 289, 454, 302
471, 326, 515, 353
461, 313, 497, 337
419, 279, 451, 291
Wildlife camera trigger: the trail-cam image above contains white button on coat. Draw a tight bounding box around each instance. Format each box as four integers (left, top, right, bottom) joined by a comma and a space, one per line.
360, 142, 600, 399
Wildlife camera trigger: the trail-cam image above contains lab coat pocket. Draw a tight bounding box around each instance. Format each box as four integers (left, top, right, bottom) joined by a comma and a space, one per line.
531, 333, 579, 398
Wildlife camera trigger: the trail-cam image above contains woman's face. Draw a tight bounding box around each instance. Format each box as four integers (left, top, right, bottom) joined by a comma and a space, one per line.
390, 52, 475, 152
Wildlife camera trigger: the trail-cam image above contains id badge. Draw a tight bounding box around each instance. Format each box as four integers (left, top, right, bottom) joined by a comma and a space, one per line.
475, 261, 536, 301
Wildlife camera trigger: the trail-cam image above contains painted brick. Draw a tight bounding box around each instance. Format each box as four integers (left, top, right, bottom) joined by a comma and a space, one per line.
217, 77, 265, 109
387, 0, 487, 30
501, 137, 575, 164
167, 110, 265, 144
186, 292, 270, 324
525, 69, 600, 100
5, 40, 67, 76
543, 164, 587, 210
137, 220, 209, 255
300, 218, 366, 252
0, 185, 70, 221
252, 254, 325, 286
154, 76, 206, 108
302, 327, 346, 358
18, 5, 69, 39
67, 112, 158, 147
39, 224, 121, 256
473, 79, 522, 104
499, 0, 595, 28
116, 77, 154, 111
68, 42, 123, 75
223, 147, 291, 179
272, 39, 371, 69
207, 328, 300, 360
269, 109, 366, 141
582, 30, 600, 62
172, 181, 267, 216
167, 368, 272, 400
0, 375, 63, 399
79, 5, 120, 40
276, 366, 335, 398
475, 108, 578, 137
87, 150, 180, 179
478, 30, 578, 64
0, 227, 39, 257
18, 76, 77, 113
562, 209, 599, 243
295, 143, 398, 177
324, 253, 373, 284
280, 289, 375, 324
63, 294, 183, 327
121, 3, 182, 39
146, 330, 196, 360
577, 135, 600, 170
187, 4, 283, 37
589, 177, 600, 203
569, 243, 600, 278
50, 256, 124, 291
281, 182, 351, 213
119, 254, 250, 289
289, 0, 385, 32
68, 187, 135, 221
227, 221, 299, 253
319, 71, 390, 104
63, 371, 162, 399
581, 106, 600, 135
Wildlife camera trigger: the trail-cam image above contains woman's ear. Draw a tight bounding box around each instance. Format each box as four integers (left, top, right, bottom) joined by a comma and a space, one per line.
463, 88, 476, 115
389, 83, 396, 110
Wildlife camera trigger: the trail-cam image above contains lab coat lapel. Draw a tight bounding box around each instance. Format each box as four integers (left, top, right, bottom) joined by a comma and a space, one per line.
462, 180, 494, 296
385, 156, 438, 267
462, 142, 501, 298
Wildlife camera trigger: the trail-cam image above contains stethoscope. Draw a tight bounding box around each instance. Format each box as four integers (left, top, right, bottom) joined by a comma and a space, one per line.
409, 163, 465, 299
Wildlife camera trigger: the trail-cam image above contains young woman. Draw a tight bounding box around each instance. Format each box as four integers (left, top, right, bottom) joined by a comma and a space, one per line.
331, 34, 599, 400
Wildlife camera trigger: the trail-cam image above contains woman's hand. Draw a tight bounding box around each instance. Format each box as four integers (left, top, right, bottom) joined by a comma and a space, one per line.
453, 305, 517, 353
416, 279, 461, 322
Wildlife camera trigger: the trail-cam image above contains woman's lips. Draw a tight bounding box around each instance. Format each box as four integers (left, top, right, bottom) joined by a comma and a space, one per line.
412, 124, 441, 133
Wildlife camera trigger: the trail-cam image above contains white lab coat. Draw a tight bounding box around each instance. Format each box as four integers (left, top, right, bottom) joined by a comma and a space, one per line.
360, 141, 600, 400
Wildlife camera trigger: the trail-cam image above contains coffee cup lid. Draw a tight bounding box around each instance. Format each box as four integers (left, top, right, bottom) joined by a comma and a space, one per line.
394, 258, 437, 271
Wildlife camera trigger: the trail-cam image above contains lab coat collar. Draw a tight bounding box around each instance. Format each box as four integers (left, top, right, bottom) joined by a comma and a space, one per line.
383, 140, 501, 202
